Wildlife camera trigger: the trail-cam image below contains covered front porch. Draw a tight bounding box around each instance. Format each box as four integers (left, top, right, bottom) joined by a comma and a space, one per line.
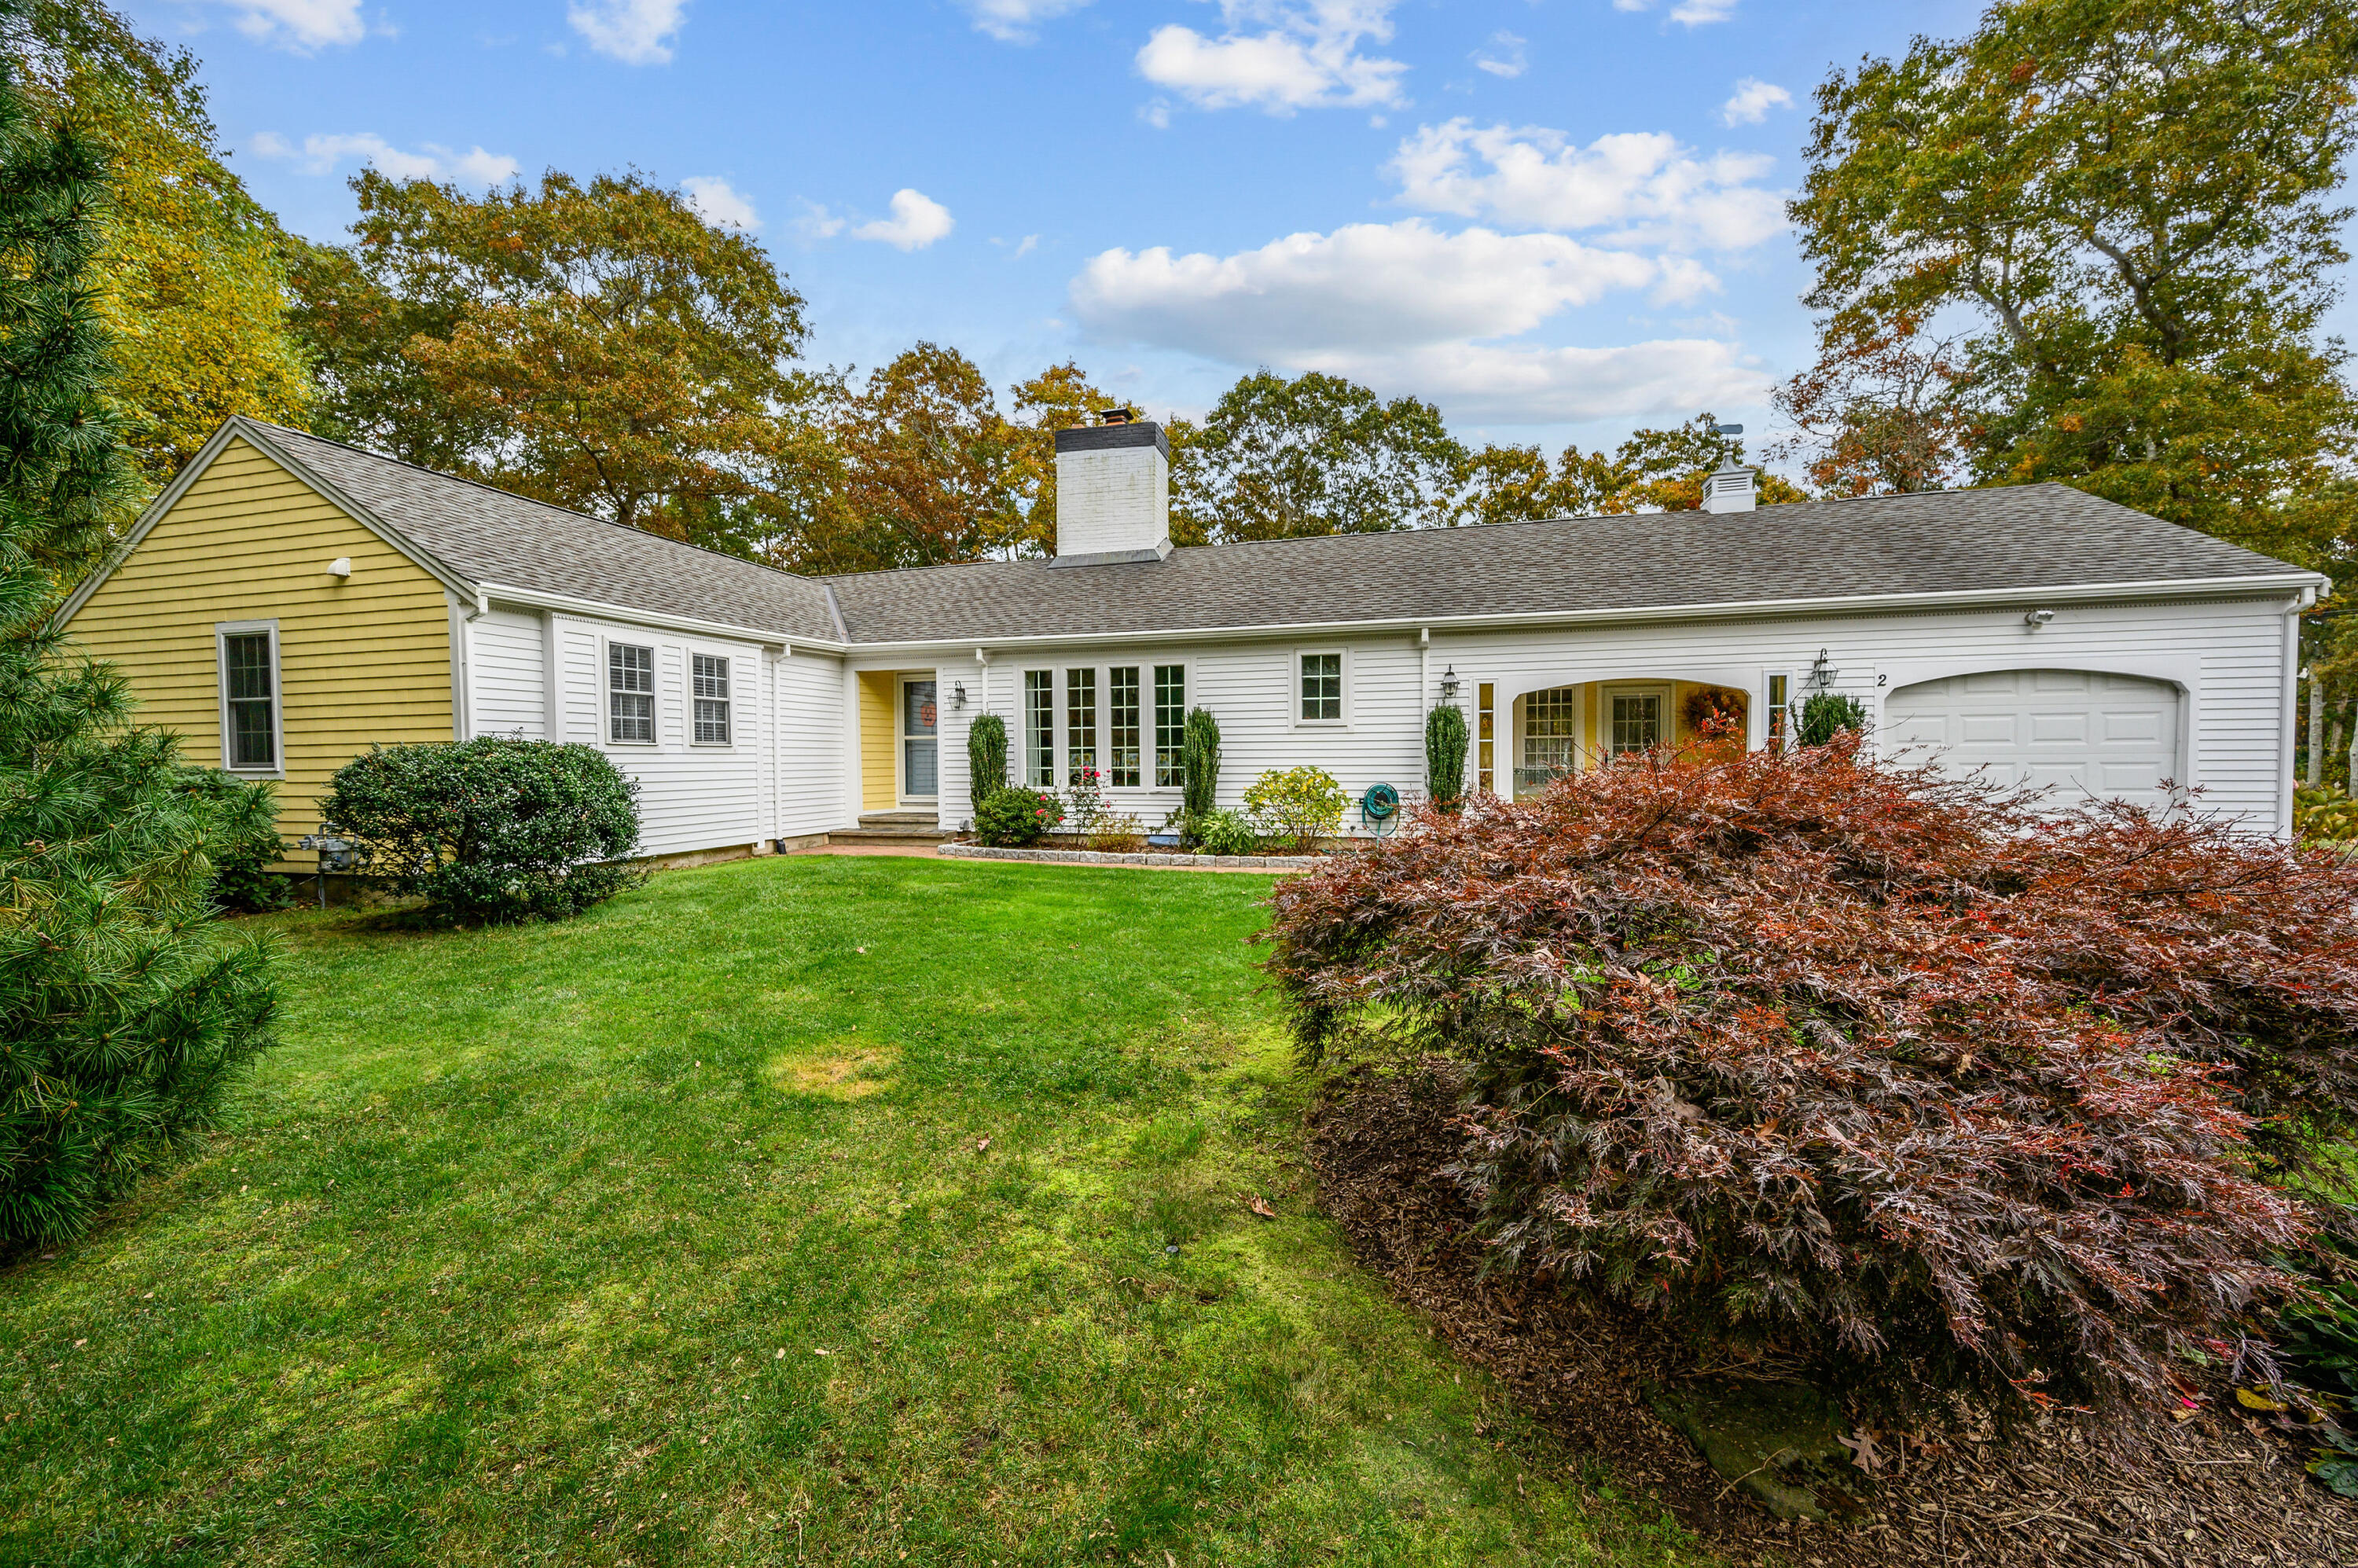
1474, 674, 1765, 800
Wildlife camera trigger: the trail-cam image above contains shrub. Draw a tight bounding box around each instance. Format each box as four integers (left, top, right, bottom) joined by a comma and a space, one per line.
322, 738, 641, 922
1425, 704, 1467, 810
1262, 738, 2358, 1419
1065, 766, 1106, 840
1088, 811, 1148, 854
2295, 784, 2358, 844
967, 713, 1008, 819
1195, 806, 1260, 857
976, 786, 1063, 847
1181, 707, 1220, 824
174, 768, 292, 913
1797, 690, 1867, 746
1245, 766, 1347, 854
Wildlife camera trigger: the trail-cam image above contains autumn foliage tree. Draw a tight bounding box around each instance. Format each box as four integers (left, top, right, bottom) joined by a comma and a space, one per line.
1265, 740, 2358, 1417
1175, 370, 1463, 542
1453, 414, 1806, 525
810, 342, 1023, 572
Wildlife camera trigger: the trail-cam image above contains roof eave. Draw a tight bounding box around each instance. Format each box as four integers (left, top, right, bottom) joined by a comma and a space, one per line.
476, 581, 847, 652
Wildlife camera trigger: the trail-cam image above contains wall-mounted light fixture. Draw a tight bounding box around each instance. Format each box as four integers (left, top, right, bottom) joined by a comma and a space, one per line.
1439, 664, 1460, 701
2024, 608, 2055, 630
951, 681, 968, 709
326, 556, 352, 578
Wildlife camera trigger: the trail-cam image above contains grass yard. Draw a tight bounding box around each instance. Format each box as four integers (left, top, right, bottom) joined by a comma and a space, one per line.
0, 855, 1703, 1567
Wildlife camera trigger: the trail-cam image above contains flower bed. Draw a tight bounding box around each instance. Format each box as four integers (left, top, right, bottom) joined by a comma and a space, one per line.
940, 843, 1319, 872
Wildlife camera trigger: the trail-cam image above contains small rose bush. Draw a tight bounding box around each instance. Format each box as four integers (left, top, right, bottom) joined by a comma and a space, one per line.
322, 738, 641, 922
1263, 737, 2358, 1419
976, 786, 1063, 847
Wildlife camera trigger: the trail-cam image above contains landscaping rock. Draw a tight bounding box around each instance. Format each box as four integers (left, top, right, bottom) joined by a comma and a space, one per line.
1648, 1378, 1868, 1524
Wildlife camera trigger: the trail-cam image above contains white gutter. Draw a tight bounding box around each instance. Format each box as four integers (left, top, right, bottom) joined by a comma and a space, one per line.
836, 572, 2328, 659
474, 581, 839, 653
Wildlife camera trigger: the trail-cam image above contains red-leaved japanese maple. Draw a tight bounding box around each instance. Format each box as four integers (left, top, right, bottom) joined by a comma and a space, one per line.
1264, 737, 2358, 1415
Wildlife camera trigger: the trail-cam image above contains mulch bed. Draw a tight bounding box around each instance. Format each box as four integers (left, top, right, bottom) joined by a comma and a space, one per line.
1306, 1061, 2358, 1568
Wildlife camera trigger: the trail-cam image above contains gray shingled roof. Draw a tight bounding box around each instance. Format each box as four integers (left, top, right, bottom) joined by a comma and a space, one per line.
822, 485, 2308, 644
237, 420, 2310, 648
248, 422, 841, 643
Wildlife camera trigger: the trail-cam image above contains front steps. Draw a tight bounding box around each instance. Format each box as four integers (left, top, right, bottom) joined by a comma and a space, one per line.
821, 810, 955, 850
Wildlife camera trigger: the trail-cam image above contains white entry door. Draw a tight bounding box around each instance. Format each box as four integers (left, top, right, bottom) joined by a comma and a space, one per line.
1882, 669, 2181, 810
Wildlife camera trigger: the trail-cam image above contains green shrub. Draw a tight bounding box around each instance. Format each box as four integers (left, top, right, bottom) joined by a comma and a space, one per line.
322, 738, 642, 922
174, 767, 292, 913
1195, 806, 1260, 857
1181, 707, 1220, 824
975, 786, 1063, 847
967, 713, 1008, 819
1425, 704, 1467, 810
1244, 766, 1346, 854
1797, 691, 1868, 747
2296, 784, 2358, 845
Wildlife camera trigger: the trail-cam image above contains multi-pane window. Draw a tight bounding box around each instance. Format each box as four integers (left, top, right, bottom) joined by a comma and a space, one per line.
1610, 691, 1664, 756
1299, 652, 1342, 722
1108, 666, 1141, 788
1522, 687, 1579, 780
1765, 673, 1791, 751
1024, 670, 1055, 786
1476, 681, 1495, 793
608, 642, 656, 744
220, 630, 277, 771
692, 653, 730, 744
1066, 668, 1098, 782
1153, 665, 1186, 788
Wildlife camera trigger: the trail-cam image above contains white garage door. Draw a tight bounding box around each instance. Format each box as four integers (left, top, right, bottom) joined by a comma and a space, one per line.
1882, 669, 2182, 810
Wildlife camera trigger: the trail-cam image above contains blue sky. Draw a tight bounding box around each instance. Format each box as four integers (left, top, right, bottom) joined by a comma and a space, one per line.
127, 0, 2029, 457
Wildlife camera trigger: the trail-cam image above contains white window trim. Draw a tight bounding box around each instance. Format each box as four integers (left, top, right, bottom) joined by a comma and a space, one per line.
1094, 662, 1155, 793
1148, 657, 1194, 794
1291, 647, 1351, 729
1601, 681, 1674, 756
1765, 670, 1795, 751
898, 673, 940, 804
1020, 668, 1057, 789
686, 646, 738, 750
604, 636, 660, 749
214, 619, 283, 777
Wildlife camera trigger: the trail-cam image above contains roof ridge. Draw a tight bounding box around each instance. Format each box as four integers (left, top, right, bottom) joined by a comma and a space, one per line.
242, 417, 829, 591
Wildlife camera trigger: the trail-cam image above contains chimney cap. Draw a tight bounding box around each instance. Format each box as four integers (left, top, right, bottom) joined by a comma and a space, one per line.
1094, 406, 1139, 426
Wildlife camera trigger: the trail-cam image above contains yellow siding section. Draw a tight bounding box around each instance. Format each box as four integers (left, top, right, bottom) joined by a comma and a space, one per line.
61, 436, 454, 867
858, 671, 896, 812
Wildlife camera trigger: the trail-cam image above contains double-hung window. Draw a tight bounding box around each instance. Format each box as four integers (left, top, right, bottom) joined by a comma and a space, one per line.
1153, 665, 1186, 788
692, 653, 731, 744
218, 624, 280, 773
608, 642, 656, 744
1298, 652, 1342, 722
1765, 673, 1792, 751
1066, 668, 1097, 783
1107, 667, 1141, 788
1024, 670, 1055, 786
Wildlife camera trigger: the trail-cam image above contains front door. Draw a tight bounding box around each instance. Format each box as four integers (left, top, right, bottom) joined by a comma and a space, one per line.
901, 678, 938, 802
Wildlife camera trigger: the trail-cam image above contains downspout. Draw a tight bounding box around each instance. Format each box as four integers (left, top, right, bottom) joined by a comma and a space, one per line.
2283, 591, 2314, 836
2308, 662, 2324, 789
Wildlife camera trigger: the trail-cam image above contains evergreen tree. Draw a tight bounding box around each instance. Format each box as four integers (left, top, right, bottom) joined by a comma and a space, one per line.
0, 0, 277, 1252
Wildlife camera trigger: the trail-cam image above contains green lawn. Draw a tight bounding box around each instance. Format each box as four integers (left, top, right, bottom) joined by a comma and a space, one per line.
0, 856, 1702, 1567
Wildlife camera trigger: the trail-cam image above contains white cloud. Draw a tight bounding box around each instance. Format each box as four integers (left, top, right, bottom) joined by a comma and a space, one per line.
221, 0, 365, 51
1071, 219, 1667, 362
681, 176, 759, 231
1137, 0, 1407, 114
567, 0, 686, 65
795, 201, 847, 241
1614, 0, 1737, 23
251, 130, 519, 185
1720, 77, 1792, 127
1389, 119, 1785, 251
961, 0, 1092, 42
1299, 340, 1765, 423
1473, 31, 1526, 79
850, 189, 956, 252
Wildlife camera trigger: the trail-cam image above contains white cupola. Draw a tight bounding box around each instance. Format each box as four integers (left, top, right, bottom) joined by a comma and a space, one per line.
1700, 454, 1758, 515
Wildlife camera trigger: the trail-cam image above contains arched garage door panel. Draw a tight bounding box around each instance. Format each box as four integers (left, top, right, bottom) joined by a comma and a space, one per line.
1883, 670, 2180, 810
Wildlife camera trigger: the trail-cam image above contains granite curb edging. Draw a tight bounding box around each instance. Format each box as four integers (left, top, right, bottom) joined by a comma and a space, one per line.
938, 843, 1320, 872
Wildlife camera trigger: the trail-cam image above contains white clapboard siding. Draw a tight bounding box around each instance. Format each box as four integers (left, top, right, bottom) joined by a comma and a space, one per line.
775, 649, 849, 838
466, 605, 547, 739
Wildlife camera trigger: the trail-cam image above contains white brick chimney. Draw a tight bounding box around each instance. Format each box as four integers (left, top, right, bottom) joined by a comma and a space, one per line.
1052, 411, 1173, 567
1700, 454, 1757, 514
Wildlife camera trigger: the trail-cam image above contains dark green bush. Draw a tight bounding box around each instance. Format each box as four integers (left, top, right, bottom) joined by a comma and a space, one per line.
322, 738, 641, 922
967, 713, 1008, 819
975, 786, 1062, 847
1181, 707, 1220, 823
1195, 806, 1259, 857
174, 767, 292, 913
1425, 704, 1467, 809
1798, 691, 1868, 747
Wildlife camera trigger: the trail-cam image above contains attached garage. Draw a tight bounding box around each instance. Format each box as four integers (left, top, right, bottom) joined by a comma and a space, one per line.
1882, 669, 2184, 811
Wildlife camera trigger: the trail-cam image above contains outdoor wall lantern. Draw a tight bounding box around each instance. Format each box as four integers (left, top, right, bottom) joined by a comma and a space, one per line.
1439, 664, 1460, 700
2024, 608, 2055, 630
951, 681, 968, 709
